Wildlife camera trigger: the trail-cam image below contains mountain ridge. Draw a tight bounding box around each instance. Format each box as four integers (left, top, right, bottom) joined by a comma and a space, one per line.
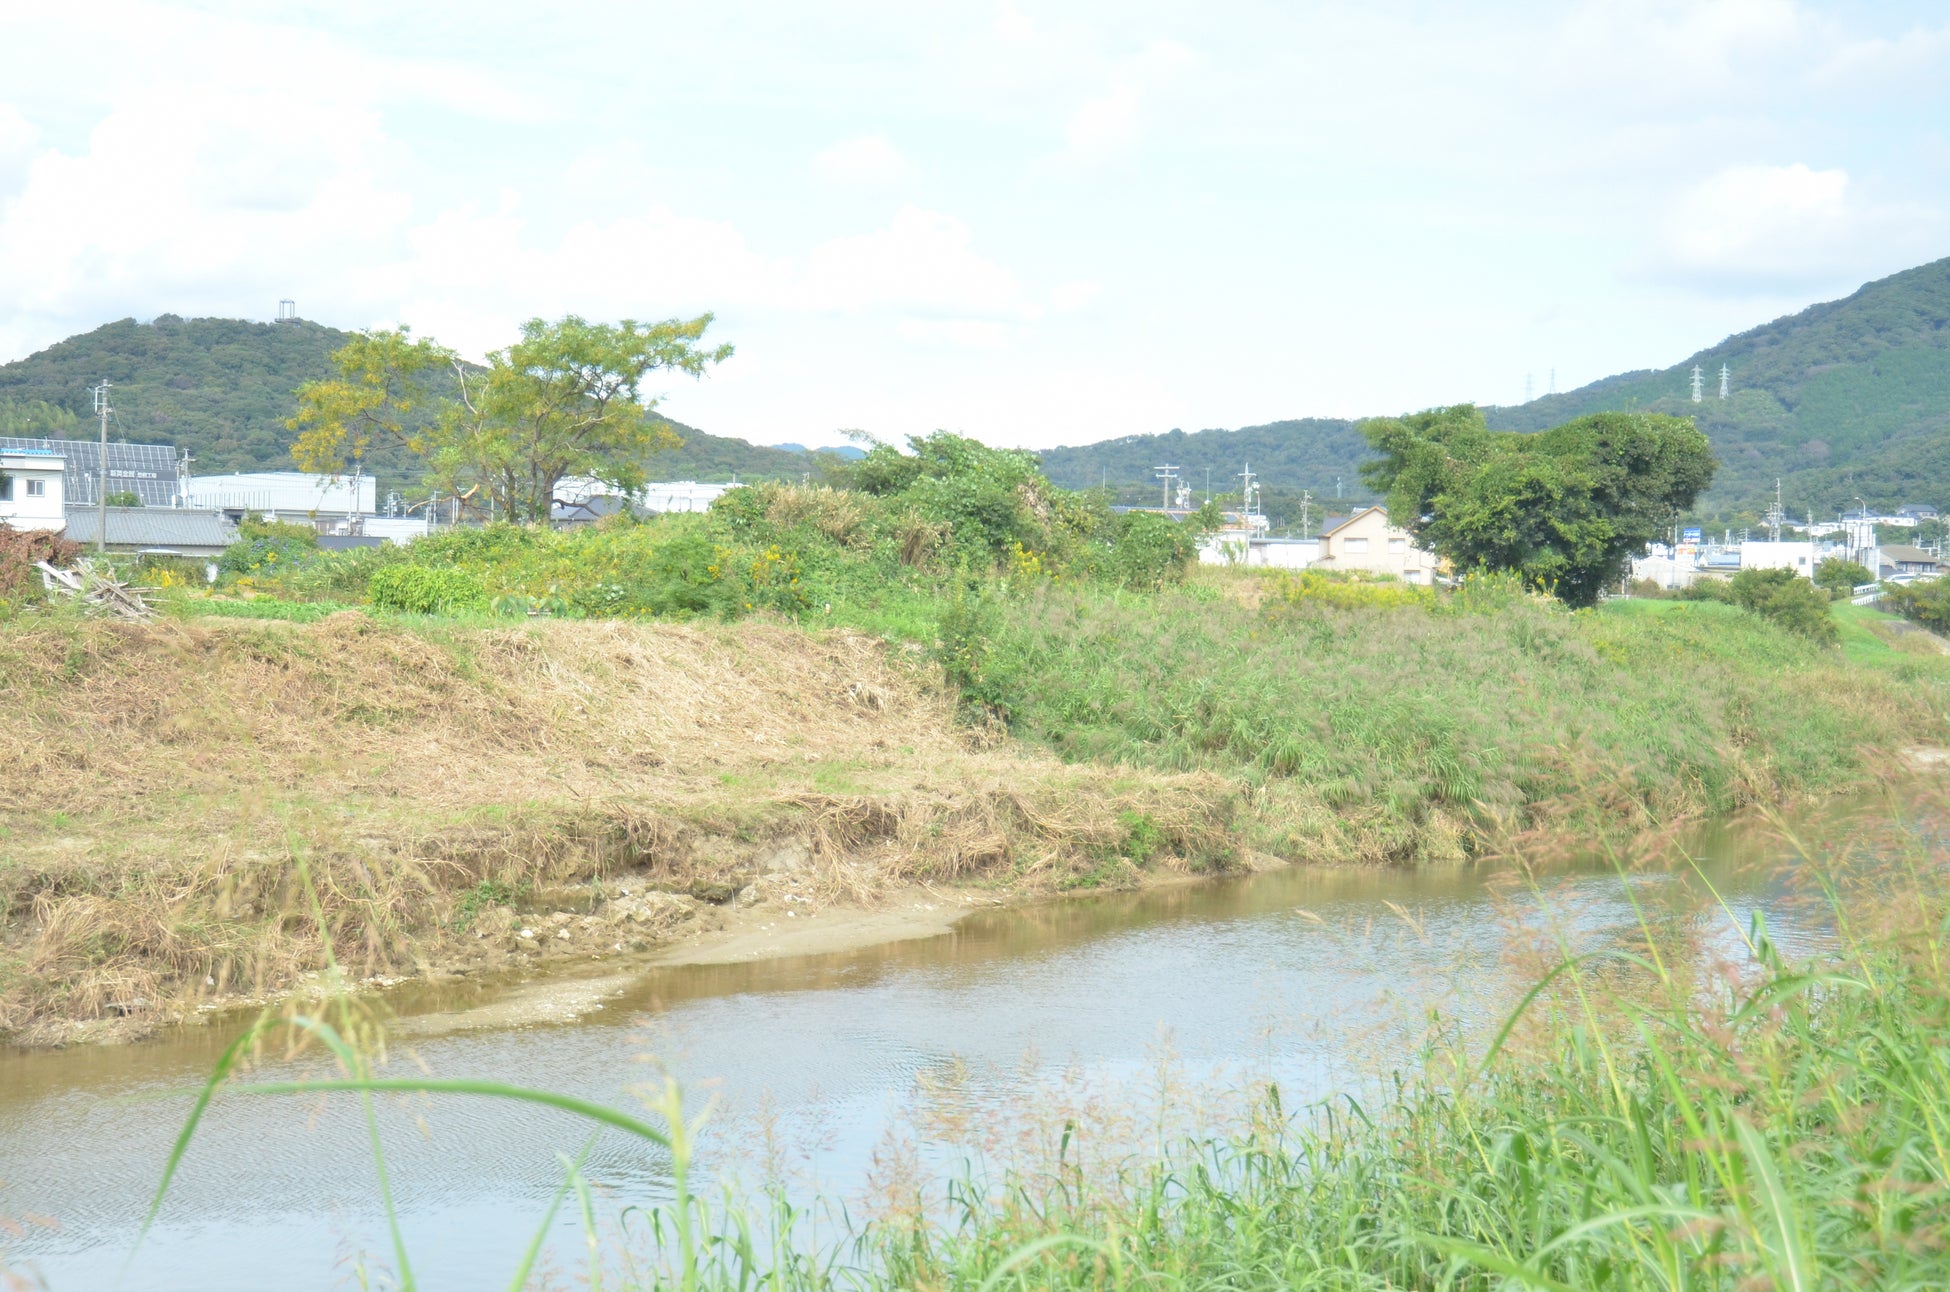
1044, 257, 1950, 521
0, 315, 845, 498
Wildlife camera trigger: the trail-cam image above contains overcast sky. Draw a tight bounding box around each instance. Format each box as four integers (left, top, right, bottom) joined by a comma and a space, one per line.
2, 0, 1946, 449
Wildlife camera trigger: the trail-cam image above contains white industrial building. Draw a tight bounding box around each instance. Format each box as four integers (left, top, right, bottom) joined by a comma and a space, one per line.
1737, 540, 1817, 575
185, 471, 377, 520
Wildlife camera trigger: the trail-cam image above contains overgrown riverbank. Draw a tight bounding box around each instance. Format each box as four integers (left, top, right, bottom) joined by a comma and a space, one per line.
3, 580, 1946, 1047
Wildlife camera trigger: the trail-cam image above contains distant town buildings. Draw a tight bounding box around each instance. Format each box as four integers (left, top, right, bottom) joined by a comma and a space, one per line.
1632, 503, 1945, 591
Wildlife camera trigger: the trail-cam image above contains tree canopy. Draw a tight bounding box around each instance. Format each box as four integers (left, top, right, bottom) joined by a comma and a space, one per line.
1359, 406, 1715, 607
291, 315, 732, 520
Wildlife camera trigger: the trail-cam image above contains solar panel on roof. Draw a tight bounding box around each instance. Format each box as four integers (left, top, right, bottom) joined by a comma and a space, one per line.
0, 437, 181, 507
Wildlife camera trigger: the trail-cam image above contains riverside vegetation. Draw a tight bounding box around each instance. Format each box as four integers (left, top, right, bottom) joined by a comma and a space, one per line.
2, 432, 1947, 1046
135, 798, 1950, 1290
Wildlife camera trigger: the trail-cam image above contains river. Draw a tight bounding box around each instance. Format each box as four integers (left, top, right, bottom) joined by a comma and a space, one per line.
0, 799, 1887, 1290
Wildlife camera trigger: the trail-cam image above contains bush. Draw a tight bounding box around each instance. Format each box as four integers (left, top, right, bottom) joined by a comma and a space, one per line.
1815, 556, 1875, 596
367, 565, 490, 614
1679, 577, 1732, 603
1078, 509, 1199, 589
219, 517, 320, 576
1883, 579, 1950, 635
1265, 568, 1434, 613
1729, 567, 1839, 645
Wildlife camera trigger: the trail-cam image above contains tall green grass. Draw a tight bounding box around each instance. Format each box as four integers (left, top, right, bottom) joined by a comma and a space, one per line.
131, 806, 1950, 1290
940, 576, 1949, 859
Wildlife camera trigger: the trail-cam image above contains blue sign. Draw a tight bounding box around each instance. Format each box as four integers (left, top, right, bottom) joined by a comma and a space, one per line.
1681, 527, 1702, 544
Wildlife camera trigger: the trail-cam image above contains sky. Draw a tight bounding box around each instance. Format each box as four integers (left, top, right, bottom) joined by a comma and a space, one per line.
1, 0, 1947, 450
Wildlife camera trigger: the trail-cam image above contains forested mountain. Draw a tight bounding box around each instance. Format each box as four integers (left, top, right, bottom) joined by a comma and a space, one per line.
1042, 257, 1950, 524
1483, 257, 1950, 518
0, 315, 843, 498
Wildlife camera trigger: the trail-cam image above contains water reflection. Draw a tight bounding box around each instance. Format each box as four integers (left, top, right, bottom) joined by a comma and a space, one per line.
0, 791, 1916, 1291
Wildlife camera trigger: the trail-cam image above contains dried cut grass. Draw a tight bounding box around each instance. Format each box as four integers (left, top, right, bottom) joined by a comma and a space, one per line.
0, 613, 1241, 1040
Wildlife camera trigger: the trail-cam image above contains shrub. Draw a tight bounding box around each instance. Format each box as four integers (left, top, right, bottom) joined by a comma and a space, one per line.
1729, 567, 1839, 645
1265, 568, 1434, 613
1679, 577, 1732, 603
367, 565, 490, 614
1078, 509, 1199, 589
1883, 579, 1950, 634
219, 517, 320, 576
1815, 556, 1875, 596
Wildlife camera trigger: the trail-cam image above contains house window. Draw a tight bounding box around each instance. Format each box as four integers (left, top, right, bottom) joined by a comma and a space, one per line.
1344, 537, 1369, 553
0, 477, 10, 500
25, 479, 44, 497
1388, 537, 1406, 553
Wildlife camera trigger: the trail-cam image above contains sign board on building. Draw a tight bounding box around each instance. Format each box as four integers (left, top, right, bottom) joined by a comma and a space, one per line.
1681, 527, 1702, 544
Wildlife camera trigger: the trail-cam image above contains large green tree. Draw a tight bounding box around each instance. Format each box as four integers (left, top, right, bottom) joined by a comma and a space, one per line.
1359, 406, 1715, 607
292, 314, 731, 521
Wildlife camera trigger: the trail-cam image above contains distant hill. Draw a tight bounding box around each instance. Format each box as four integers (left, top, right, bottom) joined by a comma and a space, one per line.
0, 315, 837, 499
1037, 419, 1378, 531
1042, 257, 1950, 523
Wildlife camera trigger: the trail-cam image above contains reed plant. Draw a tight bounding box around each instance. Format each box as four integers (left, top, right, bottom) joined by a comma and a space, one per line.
120, 801, 1950, 1290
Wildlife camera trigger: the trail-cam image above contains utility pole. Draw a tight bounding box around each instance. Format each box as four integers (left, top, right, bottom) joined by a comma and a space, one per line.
90, 379, 112, 554
1204, 466, 1212, 505
1154, 463, 1181, 511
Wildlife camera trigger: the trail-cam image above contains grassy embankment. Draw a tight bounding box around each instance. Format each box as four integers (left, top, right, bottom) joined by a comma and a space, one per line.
5, 439, 1949, 1043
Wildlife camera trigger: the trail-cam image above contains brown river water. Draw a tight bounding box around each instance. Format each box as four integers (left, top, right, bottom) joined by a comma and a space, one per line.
0, 795, 1905, 1290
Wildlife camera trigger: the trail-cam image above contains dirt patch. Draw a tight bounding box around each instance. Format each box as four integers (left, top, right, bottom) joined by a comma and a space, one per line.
0, 614, 1241, 1046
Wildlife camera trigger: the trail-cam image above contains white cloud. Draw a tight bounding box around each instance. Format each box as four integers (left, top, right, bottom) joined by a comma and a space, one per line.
812, 134, 907, 182
795, 205, 1024, 317
898, 319, 1012, 349
1656, 162, 1940, 288
1062, 38, 1196, 161
0, 104, 38, 199
1049, 279, 1101, 313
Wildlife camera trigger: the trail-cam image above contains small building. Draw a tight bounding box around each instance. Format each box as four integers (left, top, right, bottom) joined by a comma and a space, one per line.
362, 516, 432, 545
1738, 540, 1816, 578
1900, 505, 1939, 522
1631, 554, 1700, 589
61, 508, 237, 557
1199, 533, 1317, 569
1879, 545, 1942, 579
551, 478, 735, 524
1310, 506, 1439, 585
0, 449, 67, 530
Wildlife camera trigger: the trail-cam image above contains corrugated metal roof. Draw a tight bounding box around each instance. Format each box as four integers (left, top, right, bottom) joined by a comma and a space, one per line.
61, 508, 236, 550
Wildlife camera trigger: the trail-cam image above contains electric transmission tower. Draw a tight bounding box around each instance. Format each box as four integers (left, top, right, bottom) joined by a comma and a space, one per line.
1719, 363, 1730, 399
1691, 365, 1704, 403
